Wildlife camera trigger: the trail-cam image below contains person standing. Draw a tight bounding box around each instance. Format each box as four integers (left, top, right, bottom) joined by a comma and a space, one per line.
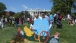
59, 14, 63, 21
41, 12, 51, 35
74, 19, 76, 24
15, 17, 19, 27
9, 19, 12, 26
12, 17, 15, 26
30, 14, 39, 29
49, 13, 54, 29
19, 17, 22, 25
34, 14, 40, 20
67, 14, 72, 24
1, 17, 4, 28
67, 14, 71, 20
56, 13, 62, 28
27, 18, 30, 24
45, 13, 50, 24
21, 17, 24, 25
5, 18, 7, 23
54, 13, 57, 24
0, 20, 2, 28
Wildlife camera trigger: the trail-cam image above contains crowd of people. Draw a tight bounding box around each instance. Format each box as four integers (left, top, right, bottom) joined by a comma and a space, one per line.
29, 12, 76, 34
28, 12, 63, 35
0, 12, 76, 29
29, 12, 63, 30
0, 17, 24, 28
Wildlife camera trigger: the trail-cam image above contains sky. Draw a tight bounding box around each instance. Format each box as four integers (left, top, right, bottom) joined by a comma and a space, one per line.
0, 0, 53, 12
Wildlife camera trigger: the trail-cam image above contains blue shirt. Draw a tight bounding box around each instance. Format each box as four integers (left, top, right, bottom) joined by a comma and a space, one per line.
50, 14, 54, 21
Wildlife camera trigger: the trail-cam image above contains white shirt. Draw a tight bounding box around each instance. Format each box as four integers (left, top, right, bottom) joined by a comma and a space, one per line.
20, 31, 24, 35
5, 18, 7, 22
0, 21, 2, 25
30, 24, 34, 29
67, 14, 71, 19
27, 18, 30, 21
54, 14, 57, 17
34, 16, 42, 20
75, 19, 76, 22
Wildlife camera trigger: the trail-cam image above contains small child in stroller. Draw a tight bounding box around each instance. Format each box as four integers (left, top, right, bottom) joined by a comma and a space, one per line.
56, 20, 62, 28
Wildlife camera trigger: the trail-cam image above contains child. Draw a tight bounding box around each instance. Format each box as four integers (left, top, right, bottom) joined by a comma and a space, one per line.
54, 32, 60, 39
69, 19, 74, 26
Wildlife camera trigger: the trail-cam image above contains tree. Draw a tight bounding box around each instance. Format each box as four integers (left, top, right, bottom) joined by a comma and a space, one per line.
51, 0, 75, 15
13, 11, 32, 18
21, 11, 31, 18
72, 1, 76, 13
0, 2, 7, 17
13, 12, 21, 18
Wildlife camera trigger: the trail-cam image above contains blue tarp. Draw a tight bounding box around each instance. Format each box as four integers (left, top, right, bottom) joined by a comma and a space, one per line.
33, 18, 49, 36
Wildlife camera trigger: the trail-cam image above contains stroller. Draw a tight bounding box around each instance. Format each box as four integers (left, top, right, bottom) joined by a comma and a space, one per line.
56, 20, 62, 28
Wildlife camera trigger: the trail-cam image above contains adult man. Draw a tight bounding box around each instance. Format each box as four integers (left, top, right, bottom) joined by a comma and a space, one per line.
30, 14, 40, 29
45, 13, 50, 24
41, 12, 49, 20
34, 14, 39, 20
41, 12, 51, 28
54, 13, 57, 24
56, 13, 62, 28
41, 12, 51, 35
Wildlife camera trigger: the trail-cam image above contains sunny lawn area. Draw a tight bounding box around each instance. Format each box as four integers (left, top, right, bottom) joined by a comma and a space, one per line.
0, 21, 76, 43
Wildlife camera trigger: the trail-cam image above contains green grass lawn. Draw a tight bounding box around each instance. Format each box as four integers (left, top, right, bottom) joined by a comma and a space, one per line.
0, 21, 76, 43
50, 21, 76, 43
0, 23, 29, 43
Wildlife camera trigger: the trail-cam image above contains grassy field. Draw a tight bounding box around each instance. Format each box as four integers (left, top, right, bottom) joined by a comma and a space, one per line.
0, 21, 76, 43
50, 21, 76, 43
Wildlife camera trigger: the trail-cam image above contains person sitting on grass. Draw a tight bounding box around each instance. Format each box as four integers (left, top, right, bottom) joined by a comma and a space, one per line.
69, 19, 75, 26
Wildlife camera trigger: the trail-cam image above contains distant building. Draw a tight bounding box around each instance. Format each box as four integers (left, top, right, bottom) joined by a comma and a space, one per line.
23, 8, 51, 18
6, 11, 15, 16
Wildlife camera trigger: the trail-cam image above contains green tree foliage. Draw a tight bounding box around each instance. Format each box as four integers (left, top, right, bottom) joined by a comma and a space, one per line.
0, 2, 7, 17
13, 11, 31, 18
21, 11, 32, 18
13, 12, 21, 18
51, 0, 75, 15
